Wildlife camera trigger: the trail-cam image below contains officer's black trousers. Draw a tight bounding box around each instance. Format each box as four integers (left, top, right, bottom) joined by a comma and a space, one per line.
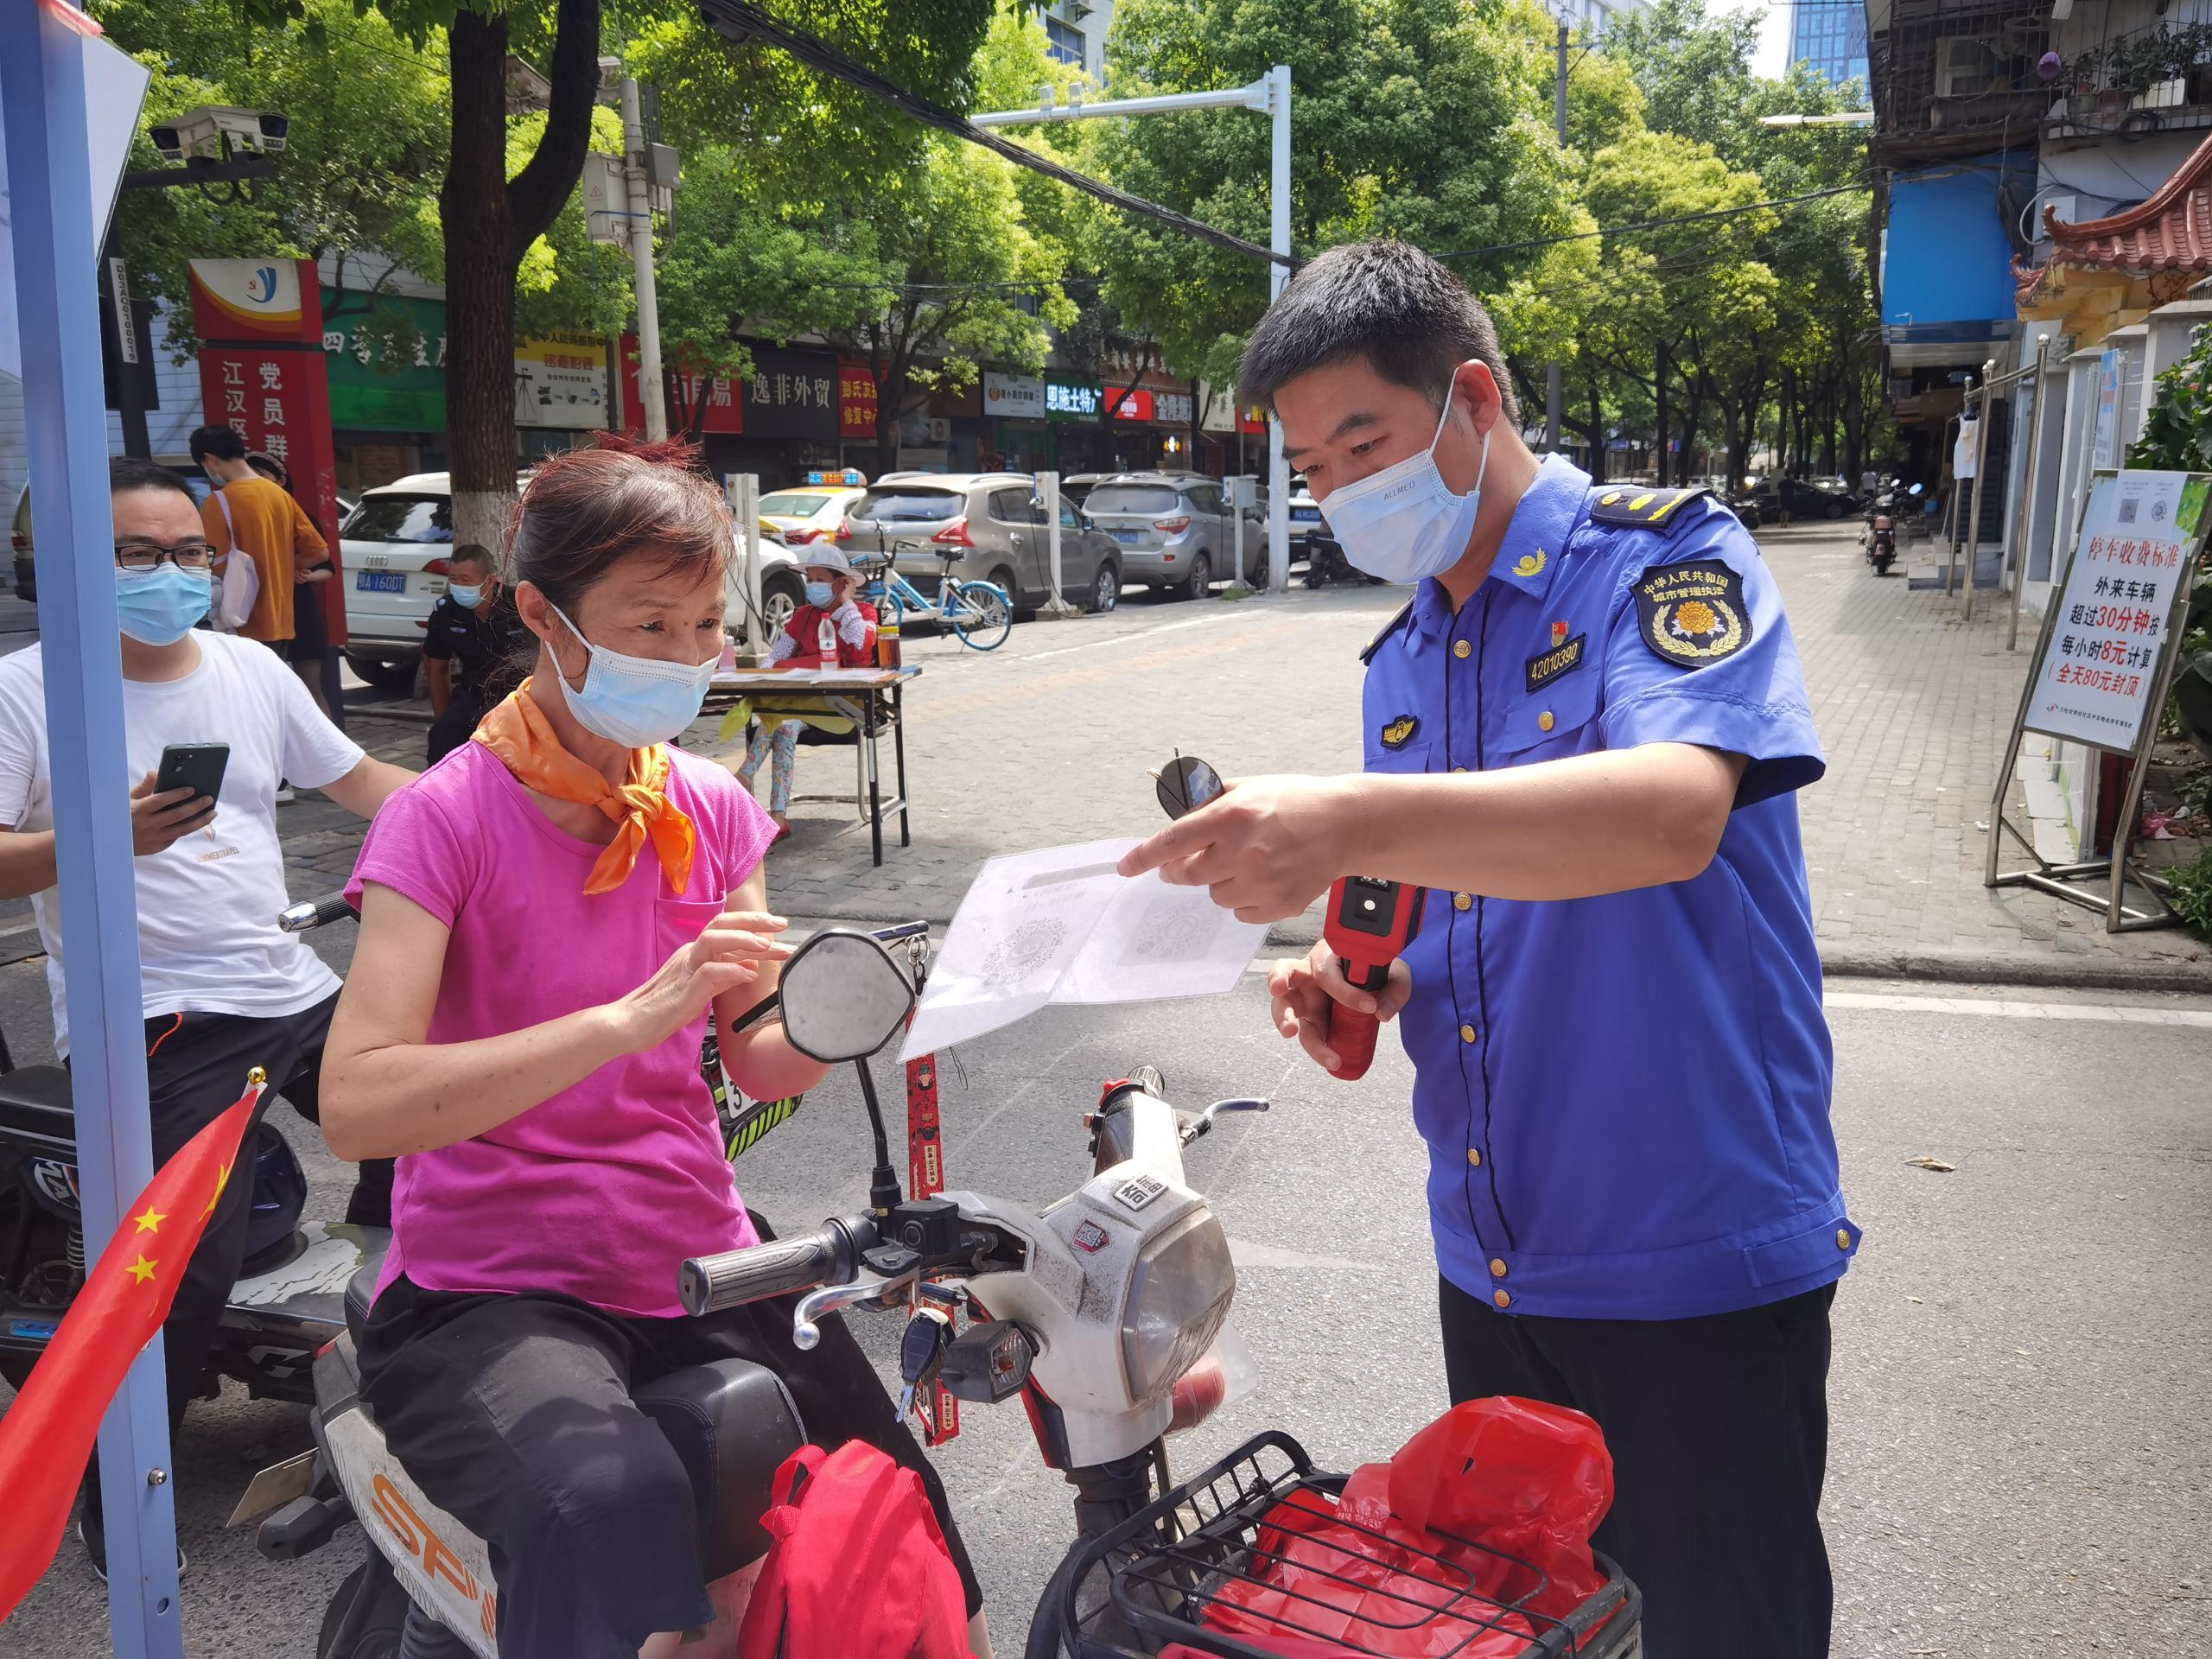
1439, 1276, 1835, 1659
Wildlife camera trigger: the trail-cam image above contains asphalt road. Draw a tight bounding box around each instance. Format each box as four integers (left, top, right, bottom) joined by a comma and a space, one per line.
3, 945, 2208, 1659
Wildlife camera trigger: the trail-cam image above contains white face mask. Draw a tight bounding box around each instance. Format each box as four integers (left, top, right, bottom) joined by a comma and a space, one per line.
545, 601, 720, 748
1321, 387, 1492, 586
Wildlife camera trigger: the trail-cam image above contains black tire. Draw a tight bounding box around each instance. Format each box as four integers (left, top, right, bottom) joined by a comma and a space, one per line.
343, 652, 417, 696
1827, 500, 1845, 519
1090, 562, 1120, 613
760, 569, 804, 644
318, 1560, 412, 1659
1179, 553, 1211, 602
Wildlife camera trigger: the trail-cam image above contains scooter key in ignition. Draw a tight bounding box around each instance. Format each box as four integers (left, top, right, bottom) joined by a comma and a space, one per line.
896, 1305, 954, 1422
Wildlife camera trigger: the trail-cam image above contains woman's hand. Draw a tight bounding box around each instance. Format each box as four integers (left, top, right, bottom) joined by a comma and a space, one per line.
1268, 939, 1412, 1075
613, 909, 791, 1055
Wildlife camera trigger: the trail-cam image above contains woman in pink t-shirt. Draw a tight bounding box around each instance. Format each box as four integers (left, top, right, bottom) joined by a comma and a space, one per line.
322, 440, 979, 1657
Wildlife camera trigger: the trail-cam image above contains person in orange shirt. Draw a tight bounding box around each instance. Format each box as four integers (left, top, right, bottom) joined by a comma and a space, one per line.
191, 423, 331, 655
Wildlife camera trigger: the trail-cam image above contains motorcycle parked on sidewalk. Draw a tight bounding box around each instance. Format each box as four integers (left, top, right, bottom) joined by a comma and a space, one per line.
256, 925, 1643, 1659
1302, 526, 1384, 588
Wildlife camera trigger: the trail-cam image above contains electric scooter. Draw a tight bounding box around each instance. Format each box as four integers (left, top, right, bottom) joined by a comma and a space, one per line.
256, 925, 1643, 1659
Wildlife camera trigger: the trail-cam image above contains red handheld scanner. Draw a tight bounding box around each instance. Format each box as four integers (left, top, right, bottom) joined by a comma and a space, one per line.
1321, 875, 1425, 1081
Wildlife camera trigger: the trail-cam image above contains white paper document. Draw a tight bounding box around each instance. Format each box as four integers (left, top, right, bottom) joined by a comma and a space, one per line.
899, 838, 1268, 1060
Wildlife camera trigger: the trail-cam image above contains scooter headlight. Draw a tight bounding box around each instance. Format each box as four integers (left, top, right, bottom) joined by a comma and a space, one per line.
1120, 1208, 1235, 1402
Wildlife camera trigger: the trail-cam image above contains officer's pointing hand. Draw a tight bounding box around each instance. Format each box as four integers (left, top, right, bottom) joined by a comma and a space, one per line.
1269, 944, 1413, 1075
1117, 774, 1366, 925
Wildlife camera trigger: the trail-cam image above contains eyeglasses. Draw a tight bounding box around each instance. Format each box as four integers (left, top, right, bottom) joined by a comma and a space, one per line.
115, 538, 216, 572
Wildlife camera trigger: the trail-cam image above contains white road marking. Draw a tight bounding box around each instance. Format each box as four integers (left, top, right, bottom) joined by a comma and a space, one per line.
1246, 959, 2212, 1027
1022, 611, 1244, 662
1823, 990, 2212, 1027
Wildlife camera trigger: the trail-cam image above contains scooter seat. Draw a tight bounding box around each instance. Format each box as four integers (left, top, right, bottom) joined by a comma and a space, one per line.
0, 1065, 75, 1154
634, 1359, 807, 1580
342, 1263, 379, 1346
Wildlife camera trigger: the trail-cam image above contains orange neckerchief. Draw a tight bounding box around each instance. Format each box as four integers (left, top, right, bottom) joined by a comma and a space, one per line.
473, 679, 696, 896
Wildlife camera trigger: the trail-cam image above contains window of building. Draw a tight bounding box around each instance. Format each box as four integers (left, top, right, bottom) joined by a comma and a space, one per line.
1046, 16, 1084, 67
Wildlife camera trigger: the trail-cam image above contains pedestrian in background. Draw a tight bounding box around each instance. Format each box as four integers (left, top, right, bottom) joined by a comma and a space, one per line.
422, 543, 526, 766
244, 449, 345, 730
1123, 240, 1849, 1659
1777, 470, 1798, 528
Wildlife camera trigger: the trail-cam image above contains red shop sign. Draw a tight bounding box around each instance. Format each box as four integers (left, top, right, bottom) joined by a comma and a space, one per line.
840, 359, 878, 440
1109, 387, 1154, 423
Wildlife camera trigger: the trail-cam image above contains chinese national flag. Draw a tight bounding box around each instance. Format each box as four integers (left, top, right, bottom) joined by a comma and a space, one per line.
0, 1083, 261, 1620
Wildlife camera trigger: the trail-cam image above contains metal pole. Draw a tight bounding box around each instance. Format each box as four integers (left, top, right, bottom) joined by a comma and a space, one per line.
620, 77, 667, 443
1545, 21, 1567, 454
1, 9, 182, 1654
728, 474, 762, 652
2005, 335, 2052, 652
1941, 410, 1962, 595
1040, 470, 1075, 615
1267, 63, 1292, 595
1963, 360, 1995, 620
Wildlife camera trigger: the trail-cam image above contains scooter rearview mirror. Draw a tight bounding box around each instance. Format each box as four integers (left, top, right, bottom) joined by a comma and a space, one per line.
779, 929, 917, 1064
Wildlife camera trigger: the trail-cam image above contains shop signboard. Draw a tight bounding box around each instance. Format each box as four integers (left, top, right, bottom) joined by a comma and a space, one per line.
1109, 387, 1154, 423
1045, 377, 1103, 422
515, 335, 608, 429
619, 334, 742, 437
744, 346, 841, 440
840, 359, 879, 439
984, 371, 1046, 420
321, 290, 447, 431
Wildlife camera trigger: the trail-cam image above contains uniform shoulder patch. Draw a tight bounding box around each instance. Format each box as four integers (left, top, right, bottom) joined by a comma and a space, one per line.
1589, 486, 1712, 532
1359, 598, 1415, 664
1635, 561, 1752, 668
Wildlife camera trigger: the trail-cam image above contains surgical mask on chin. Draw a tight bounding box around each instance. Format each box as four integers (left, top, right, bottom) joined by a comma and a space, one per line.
804, 581, 836, 608
545, 602, 719, 748
116, 564, 213, 645
447, 583, 484, 609
1322, 391, 1493, 586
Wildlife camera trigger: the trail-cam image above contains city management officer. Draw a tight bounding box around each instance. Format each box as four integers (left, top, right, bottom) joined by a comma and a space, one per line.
1121, 241, 1856, 1659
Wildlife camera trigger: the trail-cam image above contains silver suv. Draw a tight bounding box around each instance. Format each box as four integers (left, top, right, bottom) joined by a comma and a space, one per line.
1078, 473, 1264, 600
839, 473, 1127, 615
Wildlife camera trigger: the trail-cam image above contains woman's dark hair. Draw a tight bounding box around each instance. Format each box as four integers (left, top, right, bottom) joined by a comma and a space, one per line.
486, 435, 729, 702
189, 423, 247, 466
245, 451, 291, 490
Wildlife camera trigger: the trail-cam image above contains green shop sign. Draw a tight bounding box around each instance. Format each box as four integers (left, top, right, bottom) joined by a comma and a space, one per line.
321, 289, 448, 432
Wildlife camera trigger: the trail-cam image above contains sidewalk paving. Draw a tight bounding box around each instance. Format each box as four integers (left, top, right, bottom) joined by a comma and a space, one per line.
18, 526, 2196, 991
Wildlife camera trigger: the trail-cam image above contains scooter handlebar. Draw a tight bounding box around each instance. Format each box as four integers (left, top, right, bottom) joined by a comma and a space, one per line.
278, 893, 359, 934
679, 1216, 877, 1316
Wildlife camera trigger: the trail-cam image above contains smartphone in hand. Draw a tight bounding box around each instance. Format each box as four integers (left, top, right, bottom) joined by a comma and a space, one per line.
155, 742, 230, 805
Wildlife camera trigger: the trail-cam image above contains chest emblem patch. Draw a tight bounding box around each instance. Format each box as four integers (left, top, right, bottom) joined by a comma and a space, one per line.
1525, 632, 1586, 692
1379, 714, 1420, 750
1512, 549, 1547, 580
1635, 561, 1751, 667
1550, 619, 1570, 645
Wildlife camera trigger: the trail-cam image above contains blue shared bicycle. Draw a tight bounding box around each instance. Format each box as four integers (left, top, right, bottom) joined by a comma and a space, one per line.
855, 548, 1013, 652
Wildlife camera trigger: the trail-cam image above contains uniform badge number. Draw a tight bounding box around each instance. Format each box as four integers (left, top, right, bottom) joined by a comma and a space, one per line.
1379, 714, 1420, 750
1636, 561, 1751, 667
1525, 632, 1586, 692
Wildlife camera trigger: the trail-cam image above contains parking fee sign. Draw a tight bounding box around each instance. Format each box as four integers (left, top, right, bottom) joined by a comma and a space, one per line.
2023, 469, 2209, 753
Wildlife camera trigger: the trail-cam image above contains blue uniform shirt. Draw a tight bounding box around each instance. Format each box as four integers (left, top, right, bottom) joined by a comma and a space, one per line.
1361, 455, 1858, 1320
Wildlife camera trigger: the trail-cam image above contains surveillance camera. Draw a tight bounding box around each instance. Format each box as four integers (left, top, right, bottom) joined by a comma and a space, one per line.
205, 105, 289, 155
149, 124, 186, 162
257, 111, 289, 152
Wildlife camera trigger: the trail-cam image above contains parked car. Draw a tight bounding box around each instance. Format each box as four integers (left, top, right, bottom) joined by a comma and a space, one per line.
759, 477, 865, 551
338, 474, 471, 692
1078, 472, 1265, 599
1804, 478, 1862, 518
838, 473, 1126, 614
1059, 473, 1109, 510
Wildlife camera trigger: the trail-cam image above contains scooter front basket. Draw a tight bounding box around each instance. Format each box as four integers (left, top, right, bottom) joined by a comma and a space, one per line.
1050, 1430, 1641, 1659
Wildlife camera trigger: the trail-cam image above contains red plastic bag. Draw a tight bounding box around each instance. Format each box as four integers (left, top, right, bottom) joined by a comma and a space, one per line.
1198, 1398, 1614, 1658
736, 1440, 972, 1659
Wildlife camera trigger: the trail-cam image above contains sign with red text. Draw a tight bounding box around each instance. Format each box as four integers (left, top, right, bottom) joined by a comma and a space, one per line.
2024, 469, 2209, 752
190, 257, 346, 645
840, 359, 878, 439
619, 335, 742, 436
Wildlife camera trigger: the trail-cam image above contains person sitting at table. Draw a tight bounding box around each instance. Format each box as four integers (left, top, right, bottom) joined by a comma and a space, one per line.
735, 549, 876, 845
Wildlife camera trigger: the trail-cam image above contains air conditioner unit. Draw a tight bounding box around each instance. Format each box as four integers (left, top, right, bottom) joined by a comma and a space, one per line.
1936, 37, 1993, 99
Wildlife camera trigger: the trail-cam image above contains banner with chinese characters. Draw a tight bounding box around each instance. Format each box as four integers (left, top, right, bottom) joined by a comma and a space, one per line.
2023, 468, 2209, 753
190, 257, 346, 645
1045, 377, 1102, 423
514, 335, 608, 429
619, 335, 742, 437
984, 371, 1046, 420
840, 359, 879, 439
743, 346, 842, 440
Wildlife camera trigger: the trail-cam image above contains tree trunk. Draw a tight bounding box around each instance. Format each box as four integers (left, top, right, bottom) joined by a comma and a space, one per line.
1586, 375, 1605, 483
1652, 341, 1672, 486
442, 0, 601, 561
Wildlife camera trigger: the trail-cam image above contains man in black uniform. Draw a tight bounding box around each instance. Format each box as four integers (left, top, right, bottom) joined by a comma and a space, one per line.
423, 543, 525, 764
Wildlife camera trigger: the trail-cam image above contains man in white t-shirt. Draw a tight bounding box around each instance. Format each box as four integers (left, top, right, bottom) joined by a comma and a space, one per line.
0, 458, 411, 1573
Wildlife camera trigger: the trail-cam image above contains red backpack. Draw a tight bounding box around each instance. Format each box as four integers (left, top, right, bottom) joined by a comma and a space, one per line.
736, 1440, 972, 1659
